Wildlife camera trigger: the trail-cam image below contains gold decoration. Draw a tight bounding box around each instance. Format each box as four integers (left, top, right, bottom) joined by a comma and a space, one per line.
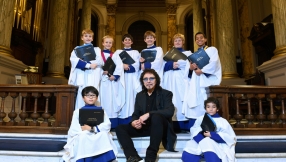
166, 4, 177, 14
272, 46, 286, 59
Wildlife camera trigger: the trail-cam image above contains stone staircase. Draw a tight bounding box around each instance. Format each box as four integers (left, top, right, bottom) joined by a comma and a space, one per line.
1, 133, 286, 162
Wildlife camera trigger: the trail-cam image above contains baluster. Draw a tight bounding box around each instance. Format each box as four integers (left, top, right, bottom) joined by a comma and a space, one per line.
255, 94, 267, 128
41, 93, 51, 126
245, 94, 255, 128
0, 92, 8, 125
267, 94, 279, 128
18, 93, 29, 126
279, 94, 286, 128
233, 94, 244, 128
29, 93, 41, 126
7, 93, 19, 126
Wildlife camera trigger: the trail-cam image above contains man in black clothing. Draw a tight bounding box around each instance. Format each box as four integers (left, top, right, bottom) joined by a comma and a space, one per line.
115, 69, 177, 162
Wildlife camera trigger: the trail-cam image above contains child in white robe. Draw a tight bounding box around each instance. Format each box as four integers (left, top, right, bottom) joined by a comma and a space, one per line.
139, 31, 164, 81
182, 31, 222, 128
162, 33, 192, 131
99, 35, 125, 129
113, 34, 141, 125
182, 97, 236, 162
68, 29, 103, 109
62, 86, 118, 162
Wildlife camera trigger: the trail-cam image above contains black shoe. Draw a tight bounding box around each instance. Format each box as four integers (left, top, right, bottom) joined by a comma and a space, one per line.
126, 156, 143, 162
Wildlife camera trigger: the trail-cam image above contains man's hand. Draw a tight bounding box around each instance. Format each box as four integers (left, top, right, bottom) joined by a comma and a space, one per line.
123, 64, 130, 70
131, 120, 142, 129
203, 131, 211, 137
139, 113, 150, 124
109, 75, 115, 81
90, 63, 97, 69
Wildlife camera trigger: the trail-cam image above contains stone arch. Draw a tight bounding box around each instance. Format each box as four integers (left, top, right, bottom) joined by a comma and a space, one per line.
91, 5, 105, 46
121, 13, 162, 46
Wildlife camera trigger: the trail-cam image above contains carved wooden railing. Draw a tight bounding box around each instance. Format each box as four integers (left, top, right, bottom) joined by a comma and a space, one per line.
0, 84, 77, 134
207, 85, 286, 135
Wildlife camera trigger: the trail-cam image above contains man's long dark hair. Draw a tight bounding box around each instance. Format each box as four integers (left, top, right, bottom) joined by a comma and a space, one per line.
139, 69, 162, 91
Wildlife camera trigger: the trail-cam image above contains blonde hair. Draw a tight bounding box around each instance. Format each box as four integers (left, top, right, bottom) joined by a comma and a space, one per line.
102, 35, 114, 43
82, 29, 94, 37
144, 31, 156, 39
173, 33, 185, 44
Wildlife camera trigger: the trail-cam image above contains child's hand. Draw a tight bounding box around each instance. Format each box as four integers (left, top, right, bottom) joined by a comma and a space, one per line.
131, 120, 142, 129
140, 57, 145, 63
194, 68, 203, 75
190, 63, 198, 70
141, 63, 145, 70
203, 131, 211, 137
109, 75, 115, 81
103, 71, 108, 75
123, 64, 130, 70
173, 62, 179, 69
81, 124, 91, 131
90, 63, 97, 69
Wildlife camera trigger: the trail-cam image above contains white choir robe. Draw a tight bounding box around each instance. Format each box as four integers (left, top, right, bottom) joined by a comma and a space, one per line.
99, 52, 125, 120
62, 109, 118, 162
114, 49, 141, 120
139, 46, 164, 82
182, 47, 222, 118
162, 51, 192, 121
183, 115, 237, 162
68, 47, 103, 109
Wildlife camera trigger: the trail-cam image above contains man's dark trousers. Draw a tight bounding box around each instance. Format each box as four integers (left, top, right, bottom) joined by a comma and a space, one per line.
116, 113, 168, 161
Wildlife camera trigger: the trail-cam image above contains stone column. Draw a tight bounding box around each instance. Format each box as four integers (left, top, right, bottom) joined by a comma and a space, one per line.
216, 0, 238, 79
271, 0, 286, 59
193, 0, 204, 51
237, 0, 255, 79
106, 5, 116, 52
46, 0, 69, 80
166, 4, 177, 51
0, 0, 16, 58
79, 0, 91, 45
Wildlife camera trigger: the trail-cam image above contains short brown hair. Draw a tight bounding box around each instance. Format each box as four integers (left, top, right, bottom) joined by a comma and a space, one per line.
195, 32, 207, 40
122, 34, 133, 42
204, 97, 220, 110
82, 29, 94, 37
102, 35, 114, 43
173, 33, 185, 44
144, 31, 156, 39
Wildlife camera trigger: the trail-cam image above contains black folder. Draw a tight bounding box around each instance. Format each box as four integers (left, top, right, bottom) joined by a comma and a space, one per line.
74, 44, 96, 62
102, 57, 116, 76
119, 50, 135, 64
79, 107, 104, 126
187, 49, 210, 69
163, 47, 188, 62
141, 50, 157, 62
200, 113, 216, 132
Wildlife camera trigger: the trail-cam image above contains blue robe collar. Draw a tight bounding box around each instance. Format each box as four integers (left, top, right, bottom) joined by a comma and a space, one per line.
82, 104, 102, 110
176, 47, 185, 52
103, 49, 111, 54
210, 113, 220, 118
147, 45, 156, 49
123, 48, 132, 51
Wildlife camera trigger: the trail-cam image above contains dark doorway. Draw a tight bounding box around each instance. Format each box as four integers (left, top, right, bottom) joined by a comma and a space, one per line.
128, 21, 155, 52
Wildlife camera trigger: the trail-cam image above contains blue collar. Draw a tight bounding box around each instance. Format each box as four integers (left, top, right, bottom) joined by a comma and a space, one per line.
210, 113, 220, 118
147, 45, 156, 49
103, 49, 111, 54
176, 48, 185, 52
82, 104, 102, 110
123, 48, 132, 51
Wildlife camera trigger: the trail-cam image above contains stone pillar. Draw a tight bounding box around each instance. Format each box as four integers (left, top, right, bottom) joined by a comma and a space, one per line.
0, 0, 16, 58
45, 0, 69, 81
166, 4, 178, 51
106, 5, 116, 52
216, 0, 238, 79
79, 0, 91, 45
193, 0, 204, 51
237, 0, 255, 79
271, 0, 286, 59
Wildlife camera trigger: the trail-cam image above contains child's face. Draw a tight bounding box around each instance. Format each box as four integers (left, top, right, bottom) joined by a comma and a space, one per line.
122, 37, 133, 48
81, 33, 93, 44
144, 35, 156, 46
195, 34, 207, 48
174, 38, 184, 48
205, 102, 218, 115
82, 93, 98, 105
102, 38, 113, 50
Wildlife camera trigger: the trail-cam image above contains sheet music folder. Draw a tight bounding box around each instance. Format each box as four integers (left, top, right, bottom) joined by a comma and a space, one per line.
79, 106, 104, 126
200, 113, 216, 132
187, 48, 210, 69
163, 47, 188, 62
102, 57, 116, 75
74, 44, 96, 62
119, 50, 135, 64
141, 50, 157, 62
